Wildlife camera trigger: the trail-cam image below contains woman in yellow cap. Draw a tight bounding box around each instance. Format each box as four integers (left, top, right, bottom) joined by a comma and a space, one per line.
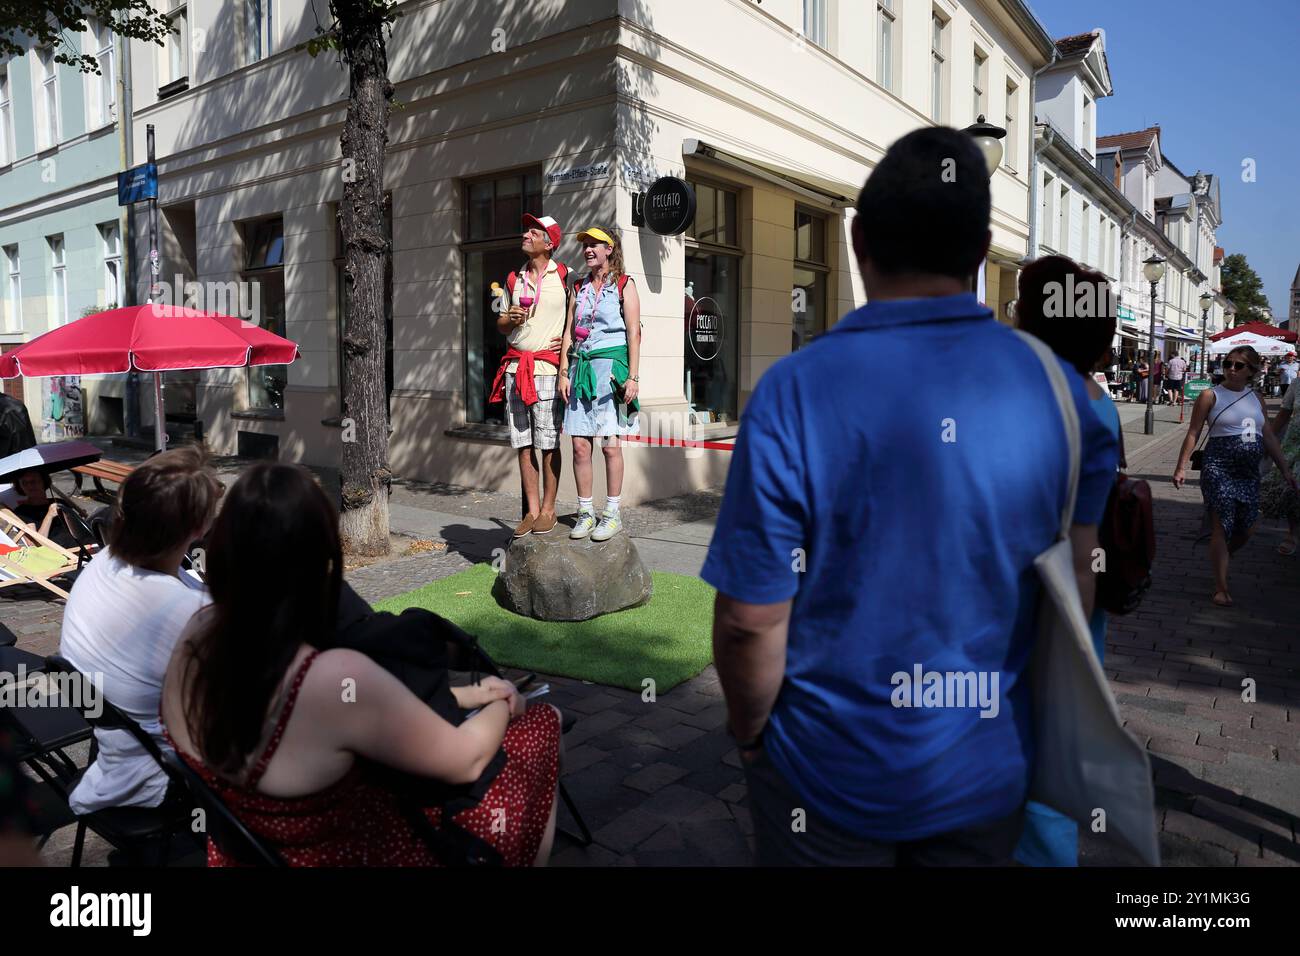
558, 227, 640, 541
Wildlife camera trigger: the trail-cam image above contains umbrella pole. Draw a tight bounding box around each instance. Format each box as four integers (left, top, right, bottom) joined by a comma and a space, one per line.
153, 371, 165, 453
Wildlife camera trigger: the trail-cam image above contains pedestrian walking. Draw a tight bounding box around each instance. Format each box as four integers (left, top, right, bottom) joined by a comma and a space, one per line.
558, 227, 641, 542
488, 214, 570, 538
1012, 254, 1124, 867
1280, 352, 1299, 390
1136, 353, 1150, 403
1152, 352, 1164, 404
1165, 352, 1188, 406
1261, 378, 1300, 556
1173, 345, 1297, 606
703, 128, 1118, 866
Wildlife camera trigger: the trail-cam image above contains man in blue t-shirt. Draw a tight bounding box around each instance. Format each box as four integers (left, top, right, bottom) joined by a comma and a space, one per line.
701, 127, 1118, 866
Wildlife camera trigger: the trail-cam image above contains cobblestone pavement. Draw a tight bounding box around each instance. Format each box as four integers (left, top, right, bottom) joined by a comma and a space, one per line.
8, 400, 1300, 866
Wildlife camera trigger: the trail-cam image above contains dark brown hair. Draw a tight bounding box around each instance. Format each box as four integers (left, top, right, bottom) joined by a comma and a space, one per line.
108, 446, 223, 568
1016, 255, 1117, 375
182, 463, 341, 777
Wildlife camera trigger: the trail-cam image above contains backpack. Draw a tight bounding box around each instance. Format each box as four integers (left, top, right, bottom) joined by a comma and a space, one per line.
1097, 473, 1156, 615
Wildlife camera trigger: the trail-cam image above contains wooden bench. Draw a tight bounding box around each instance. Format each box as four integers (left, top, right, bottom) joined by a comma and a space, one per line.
71, 459, 136, 497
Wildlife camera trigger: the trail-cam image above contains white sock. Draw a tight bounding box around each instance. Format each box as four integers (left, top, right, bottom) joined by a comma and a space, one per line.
578, 496, 594, 514
604, 496, 621, 515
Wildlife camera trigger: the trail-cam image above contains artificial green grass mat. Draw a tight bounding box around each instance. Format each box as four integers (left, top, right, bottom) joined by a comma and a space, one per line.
373, 563, 715, 692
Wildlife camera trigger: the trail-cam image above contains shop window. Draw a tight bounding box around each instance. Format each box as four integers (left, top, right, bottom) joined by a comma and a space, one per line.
793, 208, 829, 351
241, 217, 287, 411
334, 196, 393, 413
685, 178, 741, 425
462, 170, 543, 425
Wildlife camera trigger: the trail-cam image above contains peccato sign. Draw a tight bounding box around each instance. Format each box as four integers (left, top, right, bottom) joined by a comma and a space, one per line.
689, 297, 723, 362
639, 176, 696, 236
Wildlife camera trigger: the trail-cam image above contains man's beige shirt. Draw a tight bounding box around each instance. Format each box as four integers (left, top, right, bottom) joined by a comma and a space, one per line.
506, 258, 568, 376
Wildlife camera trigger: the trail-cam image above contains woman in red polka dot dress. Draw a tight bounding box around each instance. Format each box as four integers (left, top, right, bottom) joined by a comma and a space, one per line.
160, 463, 562, 866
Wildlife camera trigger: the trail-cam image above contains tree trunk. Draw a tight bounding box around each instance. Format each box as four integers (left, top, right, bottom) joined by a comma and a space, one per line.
336, 1, 393, 556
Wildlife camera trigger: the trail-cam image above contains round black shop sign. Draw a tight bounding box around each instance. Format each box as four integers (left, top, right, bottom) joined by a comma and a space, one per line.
689, 297, 723, 362
643, 176, 696, 236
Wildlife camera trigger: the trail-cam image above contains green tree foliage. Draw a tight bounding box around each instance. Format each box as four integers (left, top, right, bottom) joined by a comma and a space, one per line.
1219, 252, 1272, 325
1, 2, 172, 73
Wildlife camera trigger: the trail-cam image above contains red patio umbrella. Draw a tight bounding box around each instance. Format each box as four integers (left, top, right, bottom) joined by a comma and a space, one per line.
1208, 322, 1297, 343
0, 305, 299, 452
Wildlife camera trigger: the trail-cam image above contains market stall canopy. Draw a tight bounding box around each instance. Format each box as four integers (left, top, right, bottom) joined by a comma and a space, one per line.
0, 441, 101, 485
1208, 331, 1292, 355
1208, 322, 1297, 343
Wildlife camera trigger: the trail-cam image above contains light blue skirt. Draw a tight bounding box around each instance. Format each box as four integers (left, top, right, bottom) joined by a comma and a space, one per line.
564, 357, 640, 437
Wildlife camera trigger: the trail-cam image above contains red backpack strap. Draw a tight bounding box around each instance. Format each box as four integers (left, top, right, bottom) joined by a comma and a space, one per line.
617, 274, 630, 300
506, 272, 518, 297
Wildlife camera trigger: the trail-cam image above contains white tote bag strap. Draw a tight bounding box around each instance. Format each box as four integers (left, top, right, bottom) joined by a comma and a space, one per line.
1013, 330, 1080, 539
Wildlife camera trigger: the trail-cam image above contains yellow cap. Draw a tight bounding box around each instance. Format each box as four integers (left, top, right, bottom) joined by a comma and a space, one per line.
576, 227, 614, 246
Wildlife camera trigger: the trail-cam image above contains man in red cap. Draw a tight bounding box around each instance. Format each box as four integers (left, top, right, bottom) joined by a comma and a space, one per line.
488, 214, 571, 537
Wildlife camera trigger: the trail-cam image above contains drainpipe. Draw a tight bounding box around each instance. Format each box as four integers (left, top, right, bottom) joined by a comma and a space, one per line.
1024, 47, 1059, 262
116, 21, 140, 437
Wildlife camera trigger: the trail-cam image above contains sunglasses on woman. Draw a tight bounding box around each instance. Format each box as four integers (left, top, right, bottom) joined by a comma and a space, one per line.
1222, 361, 1255, 372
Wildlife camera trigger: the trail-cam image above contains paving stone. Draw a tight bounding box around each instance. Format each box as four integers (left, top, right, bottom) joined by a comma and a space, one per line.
639, 783, 724, 822
622, 762, 688, 794
1149, 736, 1227, 764
562, 744, 610, 774
634, 705, 690, 732
654, 723, 709, 751
677, 818, 752, 866
1115, 693, 1186, 716
566, 692, 627, 715
1163, 809, 1261, 857
592, 808, 666, 855
717, 782, 748, 804
663, 692, 717, 715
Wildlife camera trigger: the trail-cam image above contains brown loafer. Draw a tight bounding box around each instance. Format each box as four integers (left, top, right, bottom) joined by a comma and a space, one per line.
532, 512, 557, 534
514, 514, 537, 537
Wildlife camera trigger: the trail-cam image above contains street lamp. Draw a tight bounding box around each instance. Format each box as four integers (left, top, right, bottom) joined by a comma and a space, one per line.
963, 116, 1007, 297
1198, 291, 1214, 376
1142, 255, 1167, 435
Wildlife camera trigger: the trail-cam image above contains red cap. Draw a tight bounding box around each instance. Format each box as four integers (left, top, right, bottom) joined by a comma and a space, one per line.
522, 214, 562, 250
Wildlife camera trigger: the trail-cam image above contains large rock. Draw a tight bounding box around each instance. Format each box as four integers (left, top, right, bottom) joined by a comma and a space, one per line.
497, 529, 653, 621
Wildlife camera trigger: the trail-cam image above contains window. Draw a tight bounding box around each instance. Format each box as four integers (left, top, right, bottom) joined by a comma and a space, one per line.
462, 170, 543, 425
877, 0, 896, 91
1081, 94, 1093, 154
162, 3, 189, 86
86, 18, 115, 127
793, 208, 829, 351
1004, 80, 1018, 172
1081, 203, 1091, 267
35, 48, 61, 150
803, 0, 828, 49
1040, 172, 1054, 249
100, 223, 121, 309
973, 50, 986, 122
241, 218, 287, 410
685, 179, 741, 425
930, 13, 947, 123
1058, 185, 1070, 258
3, 245, 19, 332
48, 236, 67, 328
335, 198, 393, 413
0, 67, 13, 165
244, 0, 274, 64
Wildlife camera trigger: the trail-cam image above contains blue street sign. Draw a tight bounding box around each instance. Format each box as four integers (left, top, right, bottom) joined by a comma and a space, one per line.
117, 163, 157, 205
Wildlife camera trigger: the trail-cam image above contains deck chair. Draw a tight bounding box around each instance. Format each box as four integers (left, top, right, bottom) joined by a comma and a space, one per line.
40, 655, 203, 867
0, 508, 80, 600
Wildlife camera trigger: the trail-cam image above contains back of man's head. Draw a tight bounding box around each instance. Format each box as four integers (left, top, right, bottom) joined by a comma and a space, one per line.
854, 127, 991, 281
109, 446, 223, 569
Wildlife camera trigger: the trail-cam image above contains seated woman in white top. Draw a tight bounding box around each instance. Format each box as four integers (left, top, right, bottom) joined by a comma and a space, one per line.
58, 447, 222, 815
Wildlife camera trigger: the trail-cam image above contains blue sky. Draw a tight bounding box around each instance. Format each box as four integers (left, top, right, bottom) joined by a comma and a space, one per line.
1027, 0, 1300, 316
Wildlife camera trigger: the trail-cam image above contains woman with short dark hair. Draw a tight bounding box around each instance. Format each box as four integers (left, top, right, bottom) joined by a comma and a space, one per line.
161, 463, 562, 866
1174, 345, 1296, 606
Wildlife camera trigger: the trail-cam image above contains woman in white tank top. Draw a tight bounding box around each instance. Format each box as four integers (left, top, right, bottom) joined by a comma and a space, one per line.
1174, 346, 1296, 606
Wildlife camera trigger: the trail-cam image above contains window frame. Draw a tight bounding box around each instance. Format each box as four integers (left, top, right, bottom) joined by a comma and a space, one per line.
0, 65, 12, 165
803, 0, 828, 50
100, 222, 121, 309
877, 0, 896, 92
3, 245, 19, 332
36, 47, 61, 150
930, 11, 948, 124
85, 17, 116, 128
973, 48, 987, 123
1004, 79, 1019, 172
244, 0, 275, 65
239, 216, 288, 411
793, 206, 831, 351
48, 235, 67, 329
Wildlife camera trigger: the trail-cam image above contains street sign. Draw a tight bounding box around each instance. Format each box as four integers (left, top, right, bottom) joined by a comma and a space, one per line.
117, 163, 157, 205
1185, 377, 1212, 403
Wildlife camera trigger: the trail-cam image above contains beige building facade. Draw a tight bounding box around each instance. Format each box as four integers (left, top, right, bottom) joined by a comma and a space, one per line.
117, 0, 1052, 504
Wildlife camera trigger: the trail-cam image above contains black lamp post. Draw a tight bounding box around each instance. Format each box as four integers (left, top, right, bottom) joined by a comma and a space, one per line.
963, 116, 1007, 296
1142, 255, 1167, 435
1198, 291, 1214, 376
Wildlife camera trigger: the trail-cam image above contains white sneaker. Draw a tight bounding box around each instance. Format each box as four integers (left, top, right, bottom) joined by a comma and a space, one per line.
590, 510, 623, 542
570, 510, 597, 539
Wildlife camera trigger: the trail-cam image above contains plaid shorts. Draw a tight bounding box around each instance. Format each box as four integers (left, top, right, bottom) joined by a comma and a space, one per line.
505, 372, 563, 450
